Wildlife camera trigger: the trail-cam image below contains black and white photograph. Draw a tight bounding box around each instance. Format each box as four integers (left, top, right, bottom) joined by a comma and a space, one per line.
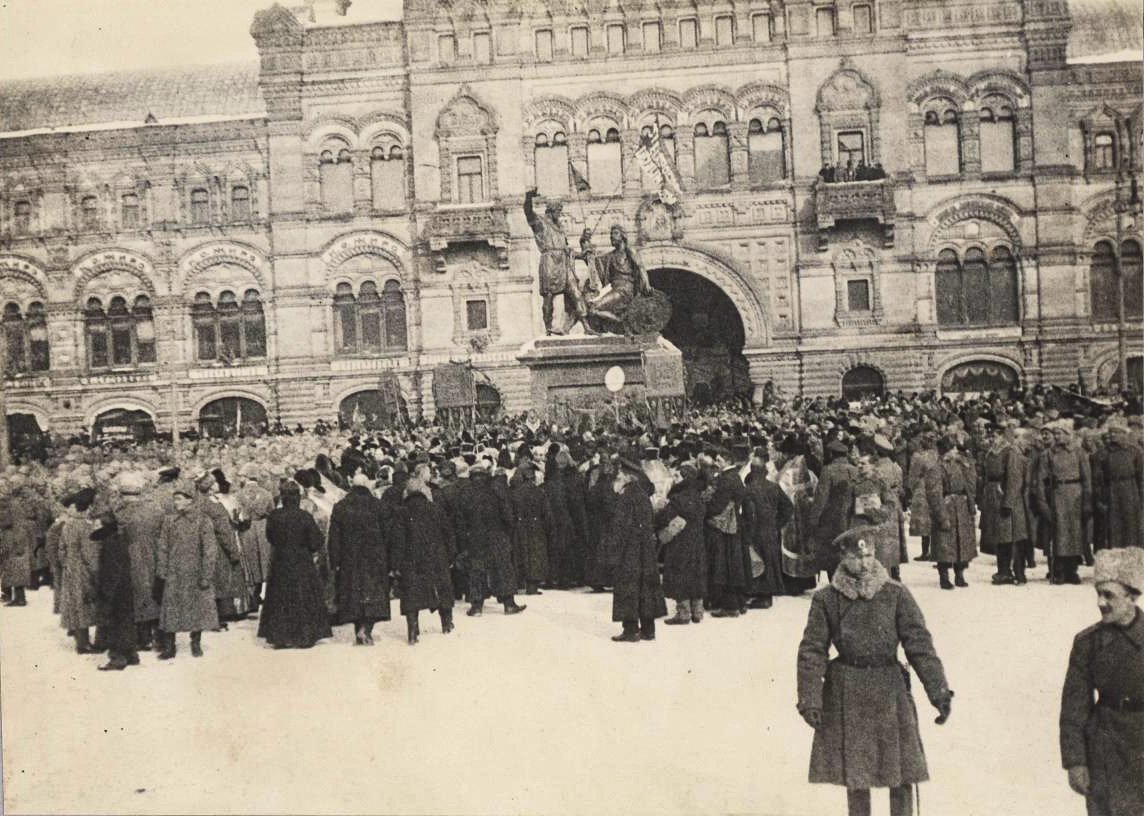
0, 0, 1141, 813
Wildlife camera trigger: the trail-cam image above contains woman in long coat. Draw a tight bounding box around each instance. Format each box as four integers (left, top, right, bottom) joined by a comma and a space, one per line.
395, 465, 456, 643
798, 527, 953, 816
257, 482, 331, 650
657, 462, 707, 624
156, 484, 219, 659
611, 460, 667, 641
930, 438, 978, 590
327, 474, 391, 645
510, 460, 552, 596
58, 488, 101, 652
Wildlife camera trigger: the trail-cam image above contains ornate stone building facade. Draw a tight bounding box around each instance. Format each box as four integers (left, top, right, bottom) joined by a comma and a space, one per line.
0, 0, 1140, 437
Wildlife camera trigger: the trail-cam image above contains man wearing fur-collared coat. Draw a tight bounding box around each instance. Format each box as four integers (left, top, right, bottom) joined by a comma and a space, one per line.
798, 527, 952, 816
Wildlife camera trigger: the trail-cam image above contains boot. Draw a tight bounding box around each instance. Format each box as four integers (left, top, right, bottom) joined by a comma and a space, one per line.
914, 536, 932, 561
938, 565, 954, 590
639, 619, 656, 641
157, 632, 176, 660
502, 597, 527, 615
136, 622, 154, 651
954, 564, 968, 588
889, 567, 901, 581
847, 787, 872, 816
612, 621, 640, 643
406, 613, 419, 645
190, 631, 203, 658
992, 543, 1014, 584
889, 784, 915, 816
439, 607, 454, 634
525, 582, 542, 596
362, 622, 375, 645
1013, 542, 1029, 584
4, 587, 27, 606
99, 654, 129, 671
664, 600, 691, 625
354, 624, 367, 645
466, 599, 484, 617
74, 628, 96, 654
690, 598, 704, 623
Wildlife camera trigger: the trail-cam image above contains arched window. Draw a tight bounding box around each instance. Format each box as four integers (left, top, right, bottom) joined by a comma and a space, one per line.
80, 195, 100, 230
231, 186, 251, 220
370, 144, 406, 210
132, 295, 157, 363
694, 117, 730, 189
748, 116, 785, 185
586, 126, 623, 194
924, 102, 961, 177
841, 366, 884, 399
1124, 239, 1144, 319
535, 130, 569, 197
13, 200, 32, 234
319, 142, 354, 213
1090, 240, 1118, 321
121, 193, 140, 229
88, 294, 157, 367
979, 96, 1016, 174
936, 246, 1019, 327
190, 188, 210, 224
10, 302, 50, 373
333, 280, 408, 354
3, 303, 26, 374
192, 289, 266, 363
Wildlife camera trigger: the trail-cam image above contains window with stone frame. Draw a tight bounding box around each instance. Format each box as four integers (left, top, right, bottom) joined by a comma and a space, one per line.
832, 241, 881, 325
371, 144, 406, 210
606, 23, 625, 54
84, 294, 156, 369
192, 289, 266, 363
935, 245, 1019, 327
230, 186, 252, 220
13, 200, 32, 235
847, 279, 871, 312
979, 95, 1016, 174
642, 21, 661, 52
752, 13, 772, 42
748, 115, 786, 185
80, 195, 101, 231
534, 131, 569, 198
456, 155, 485, 204
332, 279, 407, 355
852, 3, 873, 34
923, 100, 962, 177
835, 130, 866, 177
319, 140, 354, 213
816, 7, 836, 37
121, 193, 141, 229
587, 127, 623, 194
679, 17, 698, 48
535, 28, 553, 62
2, 301, 49, 375
571, 25, 589, 57
190, 188, 210, 224
693, 115, 731, 189
715, 15, 735, 46
1091, 239, 1144, 321
1092, 132, 1116, 172
466, 299, 489, 331
472, 31, 491, 64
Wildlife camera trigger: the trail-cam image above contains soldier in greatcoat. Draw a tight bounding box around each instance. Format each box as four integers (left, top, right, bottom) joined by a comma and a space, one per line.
798, 527, 953, 816
57, 487, 102, 652
809, 439, 858, 578
906, 432, 940, 562
930, 436, 978, 590
92, 512, 138, 671
113, 471, 165, 650
155, 481, 219, 659
194, 472, 248, 624
1060, 547, 1144, 816
1091, 420, 1144, 551
1035, 422, 1092, 584
743, 447, 793, 608
610, 457, 667, 641
0, 490, 39, 608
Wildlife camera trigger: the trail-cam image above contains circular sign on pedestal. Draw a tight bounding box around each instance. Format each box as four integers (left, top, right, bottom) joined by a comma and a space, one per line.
604, 365, 625, 393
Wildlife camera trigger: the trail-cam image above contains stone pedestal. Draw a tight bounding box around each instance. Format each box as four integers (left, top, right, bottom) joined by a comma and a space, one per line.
517, 334, 685, 416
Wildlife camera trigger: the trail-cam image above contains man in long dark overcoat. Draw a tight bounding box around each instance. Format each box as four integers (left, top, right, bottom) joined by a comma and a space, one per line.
544, 449, 589, 588
156, 482, 219, 659
92, 512, 138, 671
809, 440, 858, 578
457, 461, 526, 616
705, 445, 750, 617
980, 423, 1031, 584
1091, 422, 1144, 551
394, 464, 456, 644
327, 472, 391, 645
114, 472, 165, 650
657, 462, 707, 625
611, 458, 667, 641
509, 459, 553, 596
743, 447, 793, 609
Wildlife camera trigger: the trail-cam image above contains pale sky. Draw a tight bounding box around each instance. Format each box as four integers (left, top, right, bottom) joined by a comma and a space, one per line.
0, 0, 403, 81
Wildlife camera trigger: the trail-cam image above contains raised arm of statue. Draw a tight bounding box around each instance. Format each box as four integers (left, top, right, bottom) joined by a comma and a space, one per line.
524, 188, 540, 231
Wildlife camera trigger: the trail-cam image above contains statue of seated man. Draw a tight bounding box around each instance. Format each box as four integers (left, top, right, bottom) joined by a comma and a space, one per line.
588, 225, 652, 328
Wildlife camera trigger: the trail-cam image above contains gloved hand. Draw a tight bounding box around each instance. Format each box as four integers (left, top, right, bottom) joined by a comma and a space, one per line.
1067, 766, 1090, 796
800, 707, 822, 729
934, 690, 954, 724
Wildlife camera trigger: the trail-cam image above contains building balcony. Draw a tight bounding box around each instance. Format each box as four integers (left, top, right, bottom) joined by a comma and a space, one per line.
814, 179, 895, 250
424, 204, 509, 251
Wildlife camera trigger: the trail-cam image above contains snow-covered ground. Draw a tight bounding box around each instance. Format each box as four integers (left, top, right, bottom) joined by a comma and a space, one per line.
1, 541, 1102, 816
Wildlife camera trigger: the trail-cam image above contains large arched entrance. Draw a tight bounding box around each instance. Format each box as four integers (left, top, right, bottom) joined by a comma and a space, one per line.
198, 397, 268, 438
647, 268, 749, 404
7, 412, 47, 463
93, 407, 157, 442
940, 359, 1020, 397
841, 366, 885, 400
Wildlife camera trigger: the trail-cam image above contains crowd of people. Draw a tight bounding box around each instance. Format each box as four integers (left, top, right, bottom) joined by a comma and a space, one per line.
0, 384, 1139, 666
817, 160, 889, 183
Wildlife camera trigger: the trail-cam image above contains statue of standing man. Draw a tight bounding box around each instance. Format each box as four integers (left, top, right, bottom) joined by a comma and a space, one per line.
524, 188, 592, 335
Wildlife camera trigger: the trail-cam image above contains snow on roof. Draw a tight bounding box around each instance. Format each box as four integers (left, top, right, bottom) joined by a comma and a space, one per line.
0, 62, 265, 136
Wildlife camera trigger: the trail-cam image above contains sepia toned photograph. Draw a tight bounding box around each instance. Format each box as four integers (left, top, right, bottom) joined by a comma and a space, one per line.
0, 0, 1141, 814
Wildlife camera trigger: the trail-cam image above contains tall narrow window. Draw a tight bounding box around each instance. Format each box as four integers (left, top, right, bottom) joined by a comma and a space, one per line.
679, 18, 698, 48
535, 28, 554, 61
695, 120, 731, 188
606, 23, 625, 54
988, 247, 1019, 324
935, 249, 962, 326
962, 248, 989, 324
438, 34, 456, 63
193, 291, 217, 360
642, 21, 661, 52
108, 296, 134, 366
466, 299, 489, 330
1124, 239, 1144, 318
81, 195, 100, 231
216, 291, 242, 362
587, 128, 623, 194
980, 96, 1016, 174
817, 7, 836, 37
359, 281, 383, 349
847, 279, 871, 312
2, 304, 26, 374
836, 131, 865, 175
86, 298, 109, 369
1090, 241, 1118, 321
852, 4, 873, 34
13, 200, 31, 234
231, 185, 251, 220
371, 145, 405, 210
320, 145, 354, 213
121, 193, 140, 229
1092, 132, 1116, 171
924, 105, 961, 177
535, 132, 570, 197
242, 289, 267, 357
472, 31, 491, 63
456, 155, 484, 204
383, 280, 407, 350
748, 117, 785, 185
133, 295, 156, 363
752, 13, 772, 42
334, 283, 358, 351
26, 301, 49, 372
190, 188, 210, 224
571, 25, 589, 57
715, 15, 734, 46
